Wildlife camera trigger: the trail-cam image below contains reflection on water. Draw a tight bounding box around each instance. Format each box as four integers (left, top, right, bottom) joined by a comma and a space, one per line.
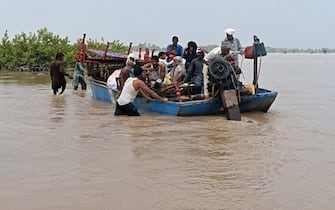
50, 95, 67, 122
1, 54, 335, 210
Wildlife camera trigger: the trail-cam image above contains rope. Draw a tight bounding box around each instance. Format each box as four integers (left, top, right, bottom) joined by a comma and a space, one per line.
254, 56, 263, 87
239, 56, 246, 80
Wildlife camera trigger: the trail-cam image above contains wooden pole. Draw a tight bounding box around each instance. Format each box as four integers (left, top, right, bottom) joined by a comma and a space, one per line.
253, 35, 259, 93
103, 42, 110, 60
127, 42, 132, 55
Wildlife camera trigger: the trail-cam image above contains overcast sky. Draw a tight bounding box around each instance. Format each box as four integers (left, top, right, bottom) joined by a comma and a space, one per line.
1, 0, 333, 49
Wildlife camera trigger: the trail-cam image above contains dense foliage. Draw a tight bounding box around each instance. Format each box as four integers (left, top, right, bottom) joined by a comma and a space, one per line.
0, 28, 128, 71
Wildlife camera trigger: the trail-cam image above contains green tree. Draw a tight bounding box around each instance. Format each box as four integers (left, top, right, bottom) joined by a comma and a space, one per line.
0, 27, 76, 70
0, 30, 13, 69
85, 38, 128, 53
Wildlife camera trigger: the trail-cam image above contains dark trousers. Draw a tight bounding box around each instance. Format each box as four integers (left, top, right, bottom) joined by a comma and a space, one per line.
114, 102, 140, 116
52, 80, 66, 95
74, 77, 87, 90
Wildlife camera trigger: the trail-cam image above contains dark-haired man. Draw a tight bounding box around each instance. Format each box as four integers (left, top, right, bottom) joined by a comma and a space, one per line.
50, 52, 73, 95
114, 66, 168, 116
183, 48, 206, 95
141, 55, 166, 90
166, 36, 183, 62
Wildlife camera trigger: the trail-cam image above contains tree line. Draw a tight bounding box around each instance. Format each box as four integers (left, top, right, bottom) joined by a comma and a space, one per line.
1, 28, 334, 71
0, 28, 128, 71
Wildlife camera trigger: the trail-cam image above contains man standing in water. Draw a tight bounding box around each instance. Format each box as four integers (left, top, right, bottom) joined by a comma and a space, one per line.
50, 52, 72, 95
115, 65, 168, 116
72, 60, 87, 91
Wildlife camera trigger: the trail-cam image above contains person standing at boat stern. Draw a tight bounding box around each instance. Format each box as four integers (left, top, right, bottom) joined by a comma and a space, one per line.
222, 28, 244, 67
50, 52, 73, 95
114, 65, 168, 116
72, 60, 87, 91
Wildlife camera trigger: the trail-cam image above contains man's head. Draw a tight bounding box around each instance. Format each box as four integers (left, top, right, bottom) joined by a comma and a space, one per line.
172, 36, 179, 45
133, 65, 143, 77
221, 41, 231, 55
225, 28, 235, 40
187, 41, 197, 52
56, 52, 64, 60
151, 55, 159, 68
158, 51, 166, 59
196, 48, 205, 59
126, 54, 136, 67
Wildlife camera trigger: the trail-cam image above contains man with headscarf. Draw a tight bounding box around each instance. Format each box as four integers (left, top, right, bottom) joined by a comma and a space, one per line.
183, 41, 198, 71
222, 28, 244, 67
170, 56, 186, 85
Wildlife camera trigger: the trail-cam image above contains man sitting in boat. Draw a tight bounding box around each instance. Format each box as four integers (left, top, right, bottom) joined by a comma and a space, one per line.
183, 48, 206, 95
165, 56, 185, 86
141, 55, 166, 91
114, 65, 168, 116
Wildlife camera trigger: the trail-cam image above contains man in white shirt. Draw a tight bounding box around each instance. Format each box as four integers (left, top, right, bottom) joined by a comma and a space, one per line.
114, 66, 168, 116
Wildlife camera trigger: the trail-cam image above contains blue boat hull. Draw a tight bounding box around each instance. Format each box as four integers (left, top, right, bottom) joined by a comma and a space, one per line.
90, 80, 277, 116
90, 79, 113, 103
134, 98, 223, 116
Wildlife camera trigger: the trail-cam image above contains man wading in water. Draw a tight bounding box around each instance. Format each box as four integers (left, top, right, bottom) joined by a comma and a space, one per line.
50, 52, 73, 95
115, 65, 168, 116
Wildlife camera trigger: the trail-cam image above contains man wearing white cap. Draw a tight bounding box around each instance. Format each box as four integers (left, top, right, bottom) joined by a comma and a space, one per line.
222, 28, 244, 67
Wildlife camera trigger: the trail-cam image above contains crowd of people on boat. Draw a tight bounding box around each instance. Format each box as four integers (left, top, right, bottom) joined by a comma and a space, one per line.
107, 28, 246, 115
49, 28, 246, 116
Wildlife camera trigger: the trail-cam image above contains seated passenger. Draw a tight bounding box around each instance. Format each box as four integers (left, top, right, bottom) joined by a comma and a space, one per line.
169, 56, 185, 85
141, 55, 165, 90
183, 48, 206, 95
183, 41, 198, 71
158, 51, 168, 66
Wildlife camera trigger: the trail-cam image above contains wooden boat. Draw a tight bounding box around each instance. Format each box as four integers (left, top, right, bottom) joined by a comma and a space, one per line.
79, 34, 277, 117
89, 78, 277, 115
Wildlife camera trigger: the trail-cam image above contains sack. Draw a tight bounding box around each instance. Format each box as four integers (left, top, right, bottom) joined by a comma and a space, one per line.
244, 43, 267, 59
254, 42, 267, 57
107, 69, 121, 91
